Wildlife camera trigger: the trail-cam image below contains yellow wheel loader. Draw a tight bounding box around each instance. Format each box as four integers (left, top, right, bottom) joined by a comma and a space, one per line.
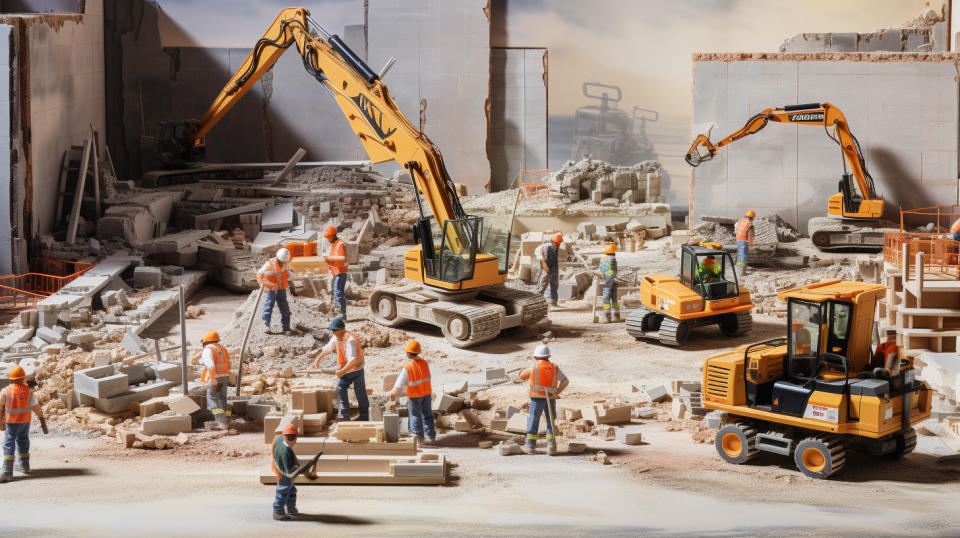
703, 280, 931, 479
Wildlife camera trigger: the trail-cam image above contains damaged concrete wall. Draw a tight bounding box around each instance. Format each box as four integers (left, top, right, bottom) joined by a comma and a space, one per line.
691, 53, 959, 233
366, 0, 491, 189
14, 0, 105, 245
489, 47, 547, 191
0, 24, 11, 274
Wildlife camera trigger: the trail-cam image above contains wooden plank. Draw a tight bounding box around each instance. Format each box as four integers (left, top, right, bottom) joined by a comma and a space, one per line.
259, 473, 443, 485
270, 147, 306, 185
291, 437, 416, 456
66, 139, 92, 244
193, 202, 266, 228
90, 126, 102, 220
54, 150, 69, 225
898, 308, 960, 317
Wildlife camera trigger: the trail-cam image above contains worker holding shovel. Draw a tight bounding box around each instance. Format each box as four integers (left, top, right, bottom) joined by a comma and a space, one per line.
518, 344, 568, 456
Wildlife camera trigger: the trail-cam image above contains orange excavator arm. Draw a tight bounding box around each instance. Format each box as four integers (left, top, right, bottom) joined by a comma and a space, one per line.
685, 102, 882, 220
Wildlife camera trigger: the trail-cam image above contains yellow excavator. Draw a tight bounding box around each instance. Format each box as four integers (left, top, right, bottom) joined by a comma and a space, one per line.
704, 280, 931, 478
156, 7, 547, 347
686, 102, 889, 251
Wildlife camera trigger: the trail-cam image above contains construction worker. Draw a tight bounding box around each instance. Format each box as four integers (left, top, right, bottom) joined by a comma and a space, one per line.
735, 210, 755, 274
322, 225, 348, 320
389, 340, 436, 445
518, 344, 568, 456
697, 256, 722, 282
313, 318, 368, 421
871, 328, 902, 377
535, 233, 563, 307
257, 247, 293, 335
1, 366, 46, 483
200, 331, 231, 428
595, 243, 620, 322
271, 423, 302, 520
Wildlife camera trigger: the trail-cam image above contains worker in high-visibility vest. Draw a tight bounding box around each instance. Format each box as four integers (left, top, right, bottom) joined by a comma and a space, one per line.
518, 344, 568, 456
389, 340, 436, 445
257, 247, 293, 335
200, 331, 231, 428
1, 366, 46, 483
595, 243, 620, 323
322, 226, 348, 320
535, 233, 563, 307
735, 210, 755, 275
871, 328, 903, 378
313, 318, 369, 421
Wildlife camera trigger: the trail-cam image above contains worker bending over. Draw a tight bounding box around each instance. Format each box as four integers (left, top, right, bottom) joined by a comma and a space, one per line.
518, 344, 568, 456
697, 255, 722, 282
257, 247, 293, 335
595, 243, 620, 323
871, 328, 902, 378
535, 233, 563, 307
389, 340, 437, 445
314, 318, 369, 421
323, 226, 348, 320
1, 366, 46, 483
735, 210, 755, 275
200, 331, 232, 428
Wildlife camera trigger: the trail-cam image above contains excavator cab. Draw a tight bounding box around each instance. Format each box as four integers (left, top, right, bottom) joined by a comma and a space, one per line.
155, 120, 203, 168
413, 216, 480, 284
680, 245, 739, 301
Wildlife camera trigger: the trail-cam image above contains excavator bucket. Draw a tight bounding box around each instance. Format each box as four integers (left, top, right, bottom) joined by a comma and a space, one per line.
684, 125, 716, 167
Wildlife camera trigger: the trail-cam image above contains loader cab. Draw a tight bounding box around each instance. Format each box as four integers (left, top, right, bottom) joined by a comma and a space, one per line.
679, 245, 740, 301
786, 298, 853, 380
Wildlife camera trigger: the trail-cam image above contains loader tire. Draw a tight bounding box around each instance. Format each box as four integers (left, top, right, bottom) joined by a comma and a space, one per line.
715, 422, 759, 464
794, 436, 846, 479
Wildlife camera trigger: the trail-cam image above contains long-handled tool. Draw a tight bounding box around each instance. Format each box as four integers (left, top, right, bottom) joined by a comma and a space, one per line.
591, 276, 601, 323
235, 285, 266, 397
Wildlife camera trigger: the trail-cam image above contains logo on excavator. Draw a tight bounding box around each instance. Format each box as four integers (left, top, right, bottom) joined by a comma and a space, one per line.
788, 112, 824, 122
352, 93, 397, 140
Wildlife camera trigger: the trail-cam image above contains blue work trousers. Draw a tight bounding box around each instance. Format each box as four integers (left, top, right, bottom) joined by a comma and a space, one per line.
406, 394, 436, 440
537, 269, 559, 302
206, 377, 231, 424
273, 477, 297, 514
332, 273, 347, 319
2, 422, 30, 471
737, 240, 749, 265
337, 369, 369, 420
262, 289, 291, 330
526, 397, 557, 439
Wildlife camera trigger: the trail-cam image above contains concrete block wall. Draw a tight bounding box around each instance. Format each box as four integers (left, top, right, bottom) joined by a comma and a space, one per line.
780, 25, 946, 53
367, 0, 491, 189
691, 54, 959, 233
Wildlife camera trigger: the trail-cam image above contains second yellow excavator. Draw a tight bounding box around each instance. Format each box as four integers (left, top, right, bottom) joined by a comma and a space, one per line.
686, 102, 889, 251
156, 7, 547, 347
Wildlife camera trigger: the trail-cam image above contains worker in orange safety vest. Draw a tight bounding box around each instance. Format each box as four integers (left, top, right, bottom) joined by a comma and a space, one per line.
871, 328, 903, 378
200, 331, 232, 428
389, 340, 436, 445
322, 226, 349, 320
735, 210, 755, 275
518, 344, 568, 456
257, 247, 294, 335
1, 365, 46, 483
313, 318, 368, 421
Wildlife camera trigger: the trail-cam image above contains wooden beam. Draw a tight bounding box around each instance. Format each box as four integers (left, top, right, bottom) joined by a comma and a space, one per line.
270, 147, 306, 185
66, 139, 92, 244
193, 202, 266, 228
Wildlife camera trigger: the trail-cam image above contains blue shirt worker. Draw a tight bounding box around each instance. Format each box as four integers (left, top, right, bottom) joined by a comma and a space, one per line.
596, 243, 620, 323
389, 340, 436, 445
536, 233, 563, 307
1, 365, 46, 483
313, 318, 369, 421
518, 344, 568, 456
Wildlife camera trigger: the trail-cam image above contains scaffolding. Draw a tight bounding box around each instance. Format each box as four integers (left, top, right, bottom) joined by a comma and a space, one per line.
884, 205, 960, 279
0, 258, 94, 310
519, 169, 550, 200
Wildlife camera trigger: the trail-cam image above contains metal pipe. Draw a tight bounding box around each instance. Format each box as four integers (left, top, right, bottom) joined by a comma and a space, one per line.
378, 57, 397, 79
179, 285, 188, 396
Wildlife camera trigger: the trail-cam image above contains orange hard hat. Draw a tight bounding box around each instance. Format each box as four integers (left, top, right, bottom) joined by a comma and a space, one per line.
201, 331, 220, 344
322, 225, 338, 238
8, 365, 25, 380
282, 423, 298, 436
604, 243, 616, 255
705, 256, 716, 263
405, 340, 421, 354
551, 232, 563, 244
745, 210, 756, 218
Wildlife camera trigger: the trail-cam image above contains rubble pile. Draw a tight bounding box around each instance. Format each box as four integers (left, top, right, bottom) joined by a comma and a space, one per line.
550, 157, 663, 205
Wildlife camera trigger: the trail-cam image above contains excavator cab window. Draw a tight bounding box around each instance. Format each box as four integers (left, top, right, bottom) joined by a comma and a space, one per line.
826, 301, 852, 356
691, 252, 739, 300
787, 299, 824, 379
436, 217, 480, 284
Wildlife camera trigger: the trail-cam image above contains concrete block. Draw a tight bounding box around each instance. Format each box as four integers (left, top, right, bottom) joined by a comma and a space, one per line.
672, 399, 687, 420
499, 440, 522, 456
581, 405, 631, 425
384, 412, 400, 442
119, 363, 148, 385
262, 203, 296, 231
167, 396, 201, 415
568, 442, 587, 454
92, 349, 112, 366
94, 391, 141, 414
828, 32, 857, 52
616, 428, 643, 445
36, 326, 66, 344
133, 266, 163, 289
557, 282, 578, 300
705, 411, 725, 429
441, 380, 468, 396
858, 29, 902, 52
128, 380, 175, 401
142, 414, 192, 436
632, 407, 658, 419
485, 367, 506, 382
139, 397, 170, 417
246, 402, 277, 421
74, 366, 129, 399
148, 362, 182, 382
434, 393, 464, 414
645, 384, 670, 403
0, 328, 35, 351
382, 373, 398, 392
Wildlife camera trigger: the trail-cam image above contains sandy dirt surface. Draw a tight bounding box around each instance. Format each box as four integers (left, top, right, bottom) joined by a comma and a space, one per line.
5, 268, 960, 535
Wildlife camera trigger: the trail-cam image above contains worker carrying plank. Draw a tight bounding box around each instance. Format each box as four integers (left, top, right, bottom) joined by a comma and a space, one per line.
257, 247, 294, 335
389, 340, 437, 445
517, 344, 569, 456
322, 225, 349, 320
313, 318, 368, 421
595, 243, 620, 323
200, 331, 232, 428
535, 233, 563, 307
735, 210, 755, 275
1, 366, 47, 483
271, 423, 319, 521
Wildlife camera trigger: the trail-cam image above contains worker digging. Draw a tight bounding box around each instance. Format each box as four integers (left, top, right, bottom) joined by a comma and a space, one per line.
388, 340, 436, 445
5, 1, 960, 535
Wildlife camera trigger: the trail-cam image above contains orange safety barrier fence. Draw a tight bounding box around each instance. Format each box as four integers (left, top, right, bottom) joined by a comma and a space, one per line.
884, 205, 960, 279
519, 169, 550, 200
0, 258, 94, 310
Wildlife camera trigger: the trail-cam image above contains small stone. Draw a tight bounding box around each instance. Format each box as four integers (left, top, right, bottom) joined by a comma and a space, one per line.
595, 450, 610, 464
498, 440, 522, 456
568, 442, 586, 454
478, 440, 494, 449
263, 346, 280, 358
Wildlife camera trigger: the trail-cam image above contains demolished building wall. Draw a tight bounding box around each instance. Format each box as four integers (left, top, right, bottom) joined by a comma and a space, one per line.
691, 53, 959, 232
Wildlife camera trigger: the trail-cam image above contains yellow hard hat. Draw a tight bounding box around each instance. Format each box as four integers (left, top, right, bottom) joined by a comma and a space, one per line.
745, 210, 756, 218
604, 243, 617, 255
8, 365, 25, 380
405, 340, 421, 354
202, 331, 220, 344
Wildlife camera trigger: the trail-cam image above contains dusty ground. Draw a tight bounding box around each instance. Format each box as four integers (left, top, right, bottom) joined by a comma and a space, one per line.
4, 254, 960, 536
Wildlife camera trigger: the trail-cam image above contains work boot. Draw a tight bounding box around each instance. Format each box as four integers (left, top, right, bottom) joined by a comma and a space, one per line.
287, 507, 299, 517
273, 511, 291, 521
613, 312, 621, 322
547, 439, 558, 456
264, 322, 273, 334
0, 473, 10, 483
17, 460, 29, 474
522, 440, 537, 455
550, 300, 559, 307
282, 329, 293, 336
603, 314, 611, 324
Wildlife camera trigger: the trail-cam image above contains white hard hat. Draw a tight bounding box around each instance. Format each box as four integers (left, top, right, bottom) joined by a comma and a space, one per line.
277, 248, 291, 262
533, 344, 550, 358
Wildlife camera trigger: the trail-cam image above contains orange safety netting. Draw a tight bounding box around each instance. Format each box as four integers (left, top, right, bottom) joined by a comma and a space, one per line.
884, 205, 960, 279
519, 169, 550, 200
0, 258, 94, 310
